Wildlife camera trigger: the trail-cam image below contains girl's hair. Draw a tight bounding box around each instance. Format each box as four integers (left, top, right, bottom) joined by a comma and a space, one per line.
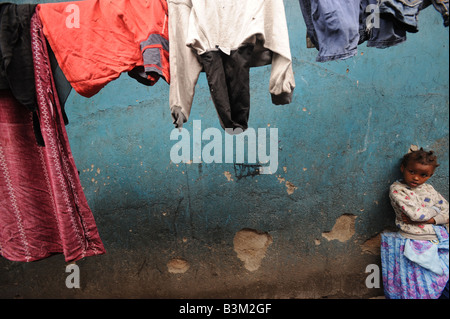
401, 147, 439, 169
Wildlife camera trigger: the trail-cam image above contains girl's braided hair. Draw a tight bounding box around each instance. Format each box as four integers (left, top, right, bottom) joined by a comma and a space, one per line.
401, 147, 439, 169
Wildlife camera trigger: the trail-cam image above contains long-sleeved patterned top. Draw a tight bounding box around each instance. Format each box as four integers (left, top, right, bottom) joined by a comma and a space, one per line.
389, 181, 449, 240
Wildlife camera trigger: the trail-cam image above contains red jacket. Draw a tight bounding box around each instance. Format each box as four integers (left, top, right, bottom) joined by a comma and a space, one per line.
38, 0, 169, 97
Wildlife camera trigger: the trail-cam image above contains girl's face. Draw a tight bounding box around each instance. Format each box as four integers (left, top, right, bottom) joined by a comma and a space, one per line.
401, 161, 435, 188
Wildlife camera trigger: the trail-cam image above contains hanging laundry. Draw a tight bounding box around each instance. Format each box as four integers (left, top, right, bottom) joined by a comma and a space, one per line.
360, 0, 408, 49
37, 0, 169, 98
0, 10, 106, 262
379, 0, 449, 32
168, 0, 295, 131
378, 0, 430, 33
361, 0, 448, 49
298, 0, 361, 62
0, 3, 36, 115
0, 3, 72, 146
431, 0, 449, 27
0, 3, 44, 145
48, 45, 73, 126
299, 0, 448, 60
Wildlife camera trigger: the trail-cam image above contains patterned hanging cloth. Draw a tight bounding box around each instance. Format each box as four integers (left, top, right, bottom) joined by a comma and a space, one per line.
0, 8, 105, 262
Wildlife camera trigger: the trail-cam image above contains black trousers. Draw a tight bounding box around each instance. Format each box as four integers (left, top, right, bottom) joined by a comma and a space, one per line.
198, 44, 255, 132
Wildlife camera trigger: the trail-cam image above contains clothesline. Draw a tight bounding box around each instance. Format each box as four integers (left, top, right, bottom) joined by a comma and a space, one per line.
35, 0, 450, 132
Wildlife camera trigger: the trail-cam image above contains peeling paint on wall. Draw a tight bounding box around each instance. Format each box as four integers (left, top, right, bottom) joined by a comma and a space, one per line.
322, 214, 357, 243
167, 258, 190, 274
361, 233, 381, 255
223, 171, 233, 182
233, 228, 273, 272
277, 176, 298, 195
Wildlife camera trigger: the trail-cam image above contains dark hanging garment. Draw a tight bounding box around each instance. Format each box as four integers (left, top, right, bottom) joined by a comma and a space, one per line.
198, 45, 255, 131
0, 3, 44, 145
0, 3, 72, 144
47, 44, 72, 125
378, 0, 449, 32
0, 3, 36, 112
359, 0, 407, 49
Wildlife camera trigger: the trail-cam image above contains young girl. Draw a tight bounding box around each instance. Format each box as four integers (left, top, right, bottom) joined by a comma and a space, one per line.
381, 147, 449, 299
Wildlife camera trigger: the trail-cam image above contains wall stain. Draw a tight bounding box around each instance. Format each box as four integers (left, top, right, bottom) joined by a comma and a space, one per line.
277, 176, 298, 195
322, 214, 357, 243
361, 233, 381, 255
233, 163, 261, 180
233, 228, 273, 272
167, 258, 190, 274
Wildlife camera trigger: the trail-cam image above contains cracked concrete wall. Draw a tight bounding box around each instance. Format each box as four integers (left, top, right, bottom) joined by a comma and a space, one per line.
0, 0, 449, 299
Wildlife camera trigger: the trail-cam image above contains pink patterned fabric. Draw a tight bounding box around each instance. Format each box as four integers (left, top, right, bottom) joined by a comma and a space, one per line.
0, 11, 105, 262
381, 231, 449, 299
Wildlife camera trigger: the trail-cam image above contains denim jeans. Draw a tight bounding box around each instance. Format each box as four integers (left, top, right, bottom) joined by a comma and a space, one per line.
379, 0, 449, 32
298, 0, 361, 62
360, 0, 407, 49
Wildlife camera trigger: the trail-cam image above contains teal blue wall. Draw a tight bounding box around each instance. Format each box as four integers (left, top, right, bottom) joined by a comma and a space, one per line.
1, 0, 448, 298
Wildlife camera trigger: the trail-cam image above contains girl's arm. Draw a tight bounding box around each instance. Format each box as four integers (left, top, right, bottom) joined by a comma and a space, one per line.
390, 185, 439, 222
401, 212, 435, 225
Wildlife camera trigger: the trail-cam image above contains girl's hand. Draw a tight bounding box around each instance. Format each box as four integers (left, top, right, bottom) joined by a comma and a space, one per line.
401, 213, 435, 225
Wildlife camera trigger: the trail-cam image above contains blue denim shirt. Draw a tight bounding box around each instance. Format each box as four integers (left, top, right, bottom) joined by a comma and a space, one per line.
379, 0, 449, 31
298, 0, 448, 59
298, 0, 360, 62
